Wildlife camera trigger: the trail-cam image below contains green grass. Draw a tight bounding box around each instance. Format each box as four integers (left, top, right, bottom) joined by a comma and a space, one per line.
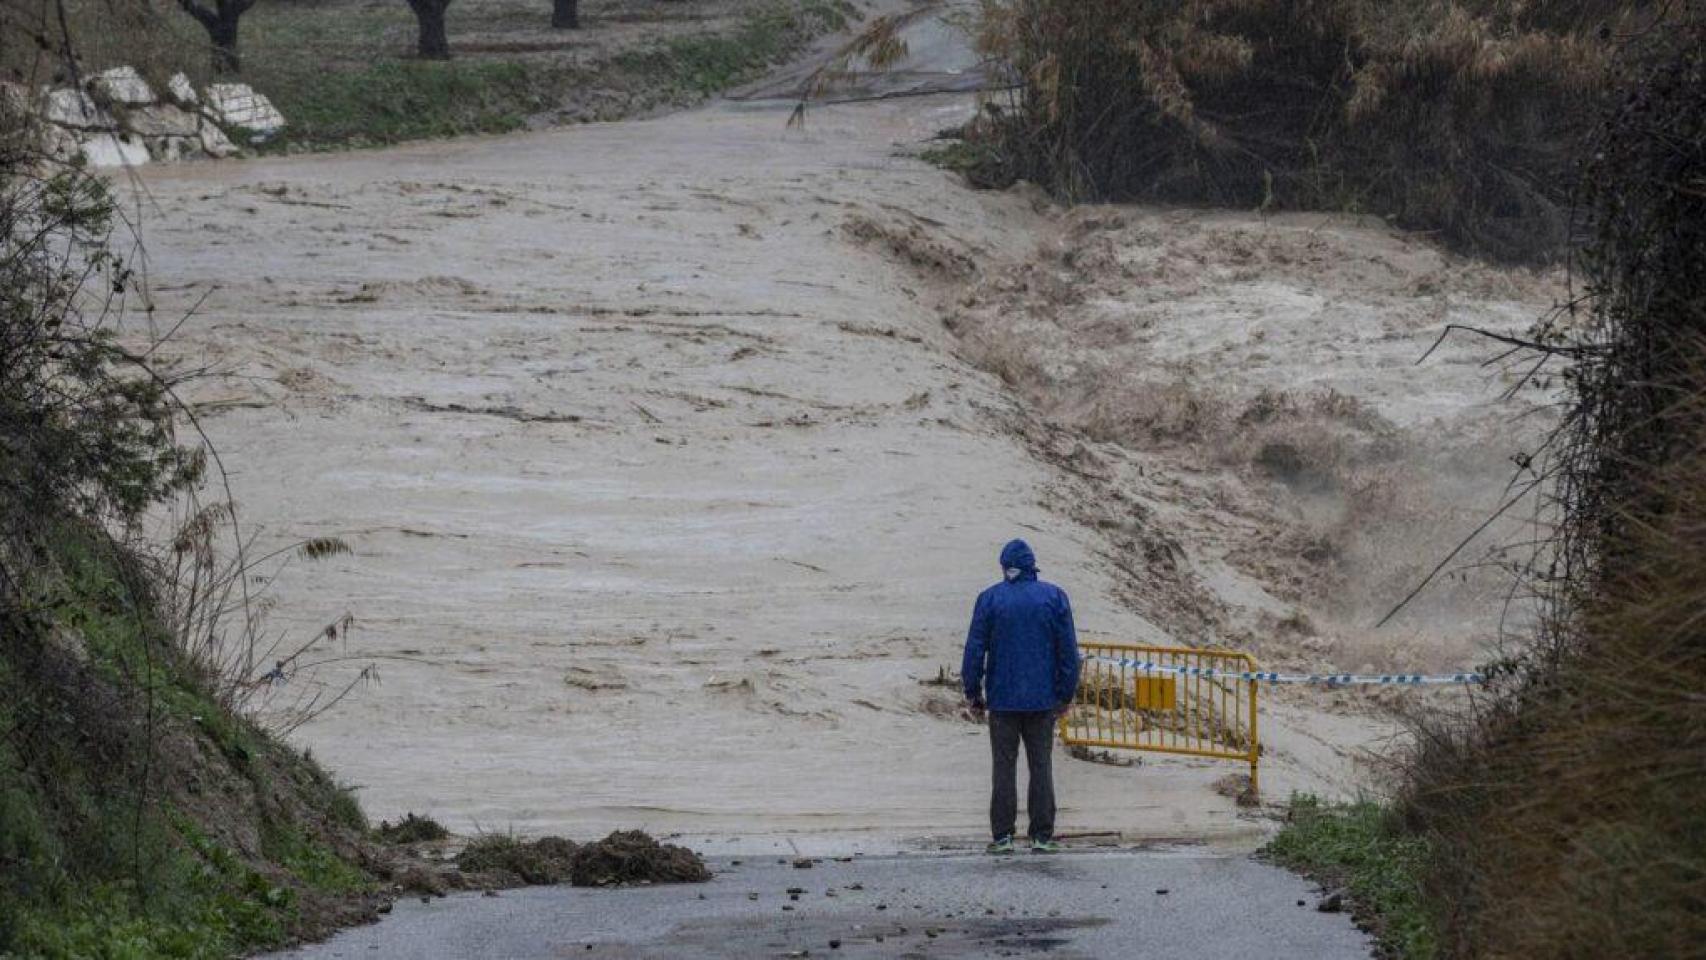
5, 880, 272, 960
1264, 795, 1435, 960
0, 532, 275, 958
229, 0, 551, 148
244, 0, 853, 150
615, 0, 854, 97
918, 138, 1015, 189
265, 60, 555, 149
261, 821, 370, 895
919, 140, 982, 171
46, 527, 267, 777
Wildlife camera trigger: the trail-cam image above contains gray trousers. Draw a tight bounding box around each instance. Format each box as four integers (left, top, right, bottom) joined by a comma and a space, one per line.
988, 710, 1057, 842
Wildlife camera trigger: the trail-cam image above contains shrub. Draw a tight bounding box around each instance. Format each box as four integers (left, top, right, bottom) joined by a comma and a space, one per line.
376, 812, 449, 844
969, 0, 1663, 261
1399, 17, 1706, 958
1265, 796, 1435, 960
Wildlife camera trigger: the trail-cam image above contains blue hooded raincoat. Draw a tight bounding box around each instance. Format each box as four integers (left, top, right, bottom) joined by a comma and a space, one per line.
962, 539, 1081, 712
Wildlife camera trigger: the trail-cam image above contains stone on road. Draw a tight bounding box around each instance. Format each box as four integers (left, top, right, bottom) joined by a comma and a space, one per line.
267, 849, 1369, 959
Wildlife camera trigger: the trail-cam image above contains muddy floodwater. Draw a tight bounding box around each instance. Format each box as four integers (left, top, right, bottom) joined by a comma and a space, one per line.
126, 7, 1553, 851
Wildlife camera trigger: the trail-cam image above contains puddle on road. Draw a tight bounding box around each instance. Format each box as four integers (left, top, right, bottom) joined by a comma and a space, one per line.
594, 913, 1110, 958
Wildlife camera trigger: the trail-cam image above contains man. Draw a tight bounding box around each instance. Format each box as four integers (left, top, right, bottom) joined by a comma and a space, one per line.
962, 538, 1081, 855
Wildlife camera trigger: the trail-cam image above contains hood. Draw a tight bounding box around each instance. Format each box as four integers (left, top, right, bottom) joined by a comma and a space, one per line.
999, 539, 1038, 581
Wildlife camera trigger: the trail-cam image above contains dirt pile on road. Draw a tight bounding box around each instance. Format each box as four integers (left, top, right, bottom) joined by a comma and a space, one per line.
454, 831, 709, 887
457, 834, 581, 885
376, 812, 451, 843
570, 831, 711, 887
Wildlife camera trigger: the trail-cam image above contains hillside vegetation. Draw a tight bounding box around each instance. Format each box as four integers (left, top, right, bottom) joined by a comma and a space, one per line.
1398, 18, 1706, 956
0, 96, 383, 957
1265, 14, 1706, 959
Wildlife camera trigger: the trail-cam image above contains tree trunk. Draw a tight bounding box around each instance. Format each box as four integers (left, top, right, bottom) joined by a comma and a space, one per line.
408, 0, 451, 59
551, 0, 578, 29
210, 12, 241, 74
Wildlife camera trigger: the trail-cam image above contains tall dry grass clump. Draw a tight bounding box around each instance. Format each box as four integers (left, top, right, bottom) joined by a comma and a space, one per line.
970, 0, 1660, 261
1399, 19, 1706, 957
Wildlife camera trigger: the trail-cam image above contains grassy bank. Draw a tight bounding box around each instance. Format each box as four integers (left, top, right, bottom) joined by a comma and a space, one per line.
1264, 796, 1434, 960
264, 0, 851, 148
28, 0, 854, 151
261, 60, 555, 148
612, 1, 854, 98
1, 525, 381, 958
0, 90, 384, 949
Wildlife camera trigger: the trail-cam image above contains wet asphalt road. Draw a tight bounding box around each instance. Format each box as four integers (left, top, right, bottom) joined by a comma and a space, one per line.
267, 848, 1370, 959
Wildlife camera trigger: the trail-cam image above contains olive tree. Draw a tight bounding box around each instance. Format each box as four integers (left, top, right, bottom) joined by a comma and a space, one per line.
406, 0, 453, 58
176, 0, 256, 73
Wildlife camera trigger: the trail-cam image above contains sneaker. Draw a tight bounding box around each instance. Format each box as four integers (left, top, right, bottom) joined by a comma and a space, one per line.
1030, 838, 1062, 854
986, 836, 1016, 855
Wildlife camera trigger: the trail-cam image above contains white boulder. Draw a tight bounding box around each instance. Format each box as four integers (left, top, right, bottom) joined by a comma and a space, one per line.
167, 72, 198, 105
16, 67, 264, 166
203, 83, 285, 137
44, 88, 115, 129
127, 103, 200, 137
78, 131, 150, 167
37, 122, 81, 164
89, 66, 154, 105
198, 119, 239, 158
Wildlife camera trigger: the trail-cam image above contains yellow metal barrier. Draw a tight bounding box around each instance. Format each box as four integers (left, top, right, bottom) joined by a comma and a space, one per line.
1060, 642, 1260, 798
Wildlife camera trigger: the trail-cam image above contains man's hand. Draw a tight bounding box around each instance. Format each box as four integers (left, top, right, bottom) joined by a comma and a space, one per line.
963, 698, 986, 722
